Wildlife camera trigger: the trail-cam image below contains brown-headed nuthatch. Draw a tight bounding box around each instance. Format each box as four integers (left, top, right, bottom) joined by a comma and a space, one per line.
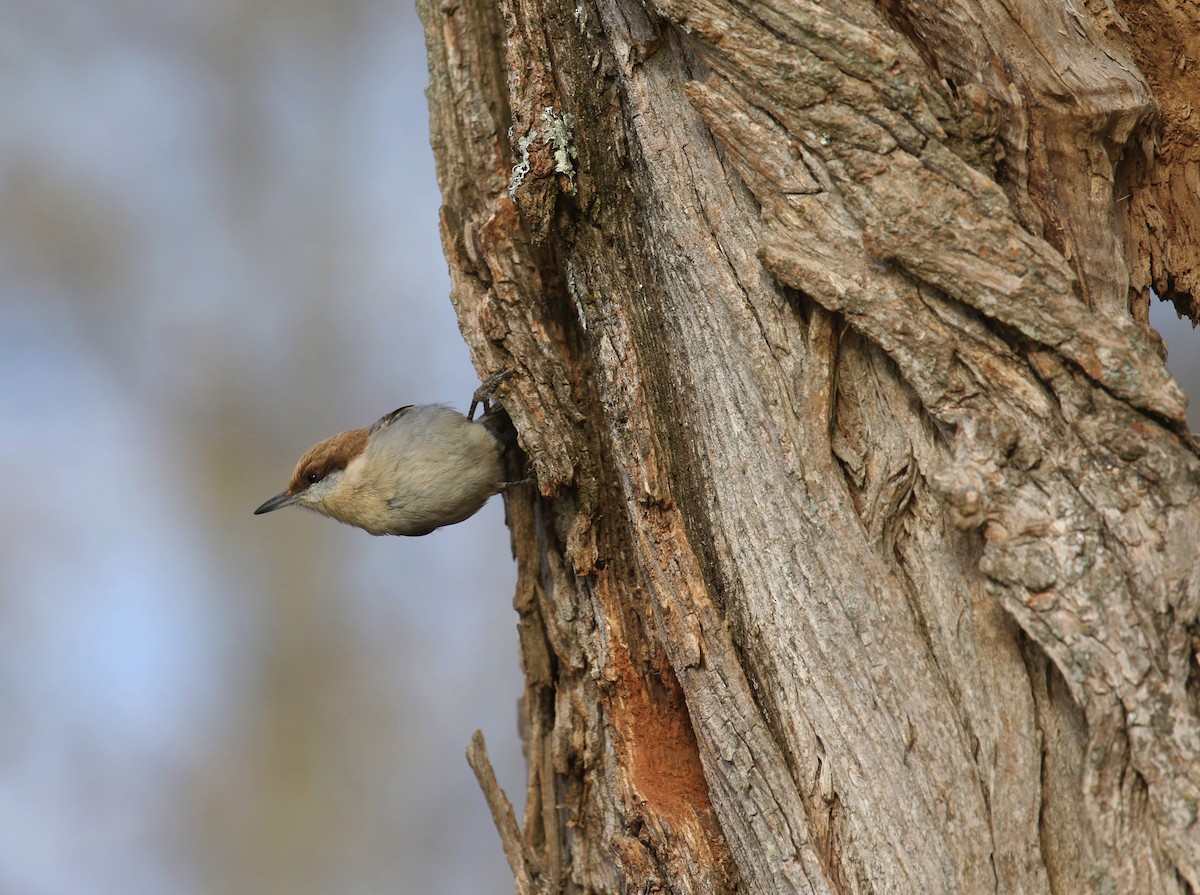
254, 377, 517, 536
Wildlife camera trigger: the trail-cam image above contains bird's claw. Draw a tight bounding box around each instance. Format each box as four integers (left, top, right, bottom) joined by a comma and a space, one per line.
469, 369, 514, 420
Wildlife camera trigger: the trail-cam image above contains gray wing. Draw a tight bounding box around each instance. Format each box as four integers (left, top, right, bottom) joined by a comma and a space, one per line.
370, 405, 414, 435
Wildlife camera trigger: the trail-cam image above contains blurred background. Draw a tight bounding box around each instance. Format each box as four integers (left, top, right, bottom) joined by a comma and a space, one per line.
1, 1, 1198, 893
0, 0, 525, 892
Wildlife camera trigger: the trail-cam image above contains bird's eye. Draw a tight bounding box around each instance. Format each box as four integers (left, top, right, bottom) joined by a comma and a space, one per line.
305, 471, 321, 484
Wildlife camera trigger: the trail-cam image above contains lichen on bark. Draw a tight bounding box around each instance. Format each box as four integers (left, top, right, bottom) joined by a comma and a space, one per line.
419, 0, 1200, 891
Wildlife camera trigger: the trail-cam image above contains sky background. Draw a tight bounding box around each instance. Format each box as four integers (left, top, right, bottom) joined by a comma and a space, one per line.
1, 0, 524, 892
1, 1, 1198, 894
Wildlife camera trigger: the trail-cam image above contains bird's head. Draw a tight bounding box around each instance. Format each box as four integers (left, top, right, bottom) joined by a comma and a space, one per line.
254, 427, 369, 518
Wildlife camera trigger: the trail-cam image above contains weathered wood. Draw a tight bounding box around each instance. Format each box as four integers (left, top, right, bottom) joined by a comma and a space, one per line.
1115, 0, 1200, 326
467, 731, 536, 895
419, 0, 1200, 891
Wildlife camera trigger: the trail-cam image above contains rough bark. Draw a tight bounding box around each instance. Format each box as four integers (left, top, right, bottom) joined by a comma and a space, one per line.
418, 0, 1200, 892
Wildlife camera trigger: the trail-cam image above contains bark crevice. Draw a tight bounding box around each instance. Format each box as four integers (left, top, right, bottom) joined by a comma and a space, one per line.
420, 0, 1200, 890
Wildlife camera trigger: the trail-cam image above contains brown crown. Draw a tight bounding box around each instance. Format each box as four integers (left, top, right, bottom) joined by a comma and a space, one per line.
286, 427, 369, 495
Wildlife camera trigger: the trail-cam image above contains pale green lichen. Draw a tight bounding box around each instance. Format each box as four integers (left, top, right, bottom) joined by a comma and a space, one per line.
508, 108, 578, 200
540, 107, 577, 188
508, 125, 538, 200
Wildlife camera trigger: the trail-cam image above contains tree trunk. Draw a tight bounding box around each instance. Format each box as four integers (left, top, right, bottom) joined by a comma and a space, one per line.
417, 0, 1200, 892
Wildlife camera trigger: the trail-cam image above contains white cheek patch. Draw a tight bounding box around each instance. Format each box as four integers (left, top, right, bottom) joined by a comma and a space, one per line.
299, 468, 346, 506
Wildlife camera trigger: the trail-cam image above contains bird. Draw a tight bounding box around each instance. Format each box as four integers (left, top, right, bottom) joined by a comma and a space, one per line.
254, 377, 517, 536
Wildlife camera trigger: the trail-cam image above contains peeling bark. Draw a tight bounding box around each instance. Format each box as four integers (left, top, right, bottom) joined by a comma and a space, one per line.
419, 0, 1200, 892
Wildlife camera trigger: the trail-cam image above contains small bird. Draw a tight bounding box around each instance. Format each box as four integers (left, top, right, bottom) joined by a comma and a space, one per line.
254, 380, 516, 536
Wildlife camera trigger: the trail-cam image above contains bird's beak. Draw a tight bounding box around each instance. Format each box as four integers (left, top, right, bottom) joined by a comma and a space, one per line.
254, 491, 300, 515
